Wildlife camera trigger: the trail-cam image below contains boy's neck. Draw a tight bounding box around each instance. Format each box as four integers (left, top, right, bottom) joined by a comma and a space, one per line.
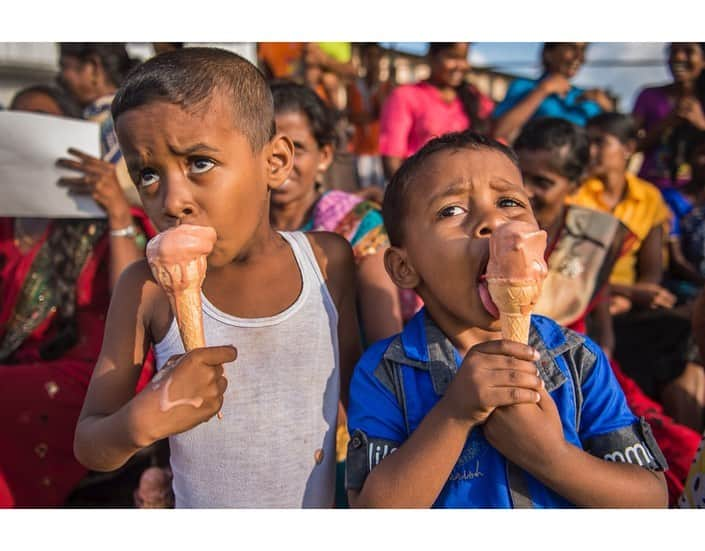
270, 188, 321, 231
422, 301, 501, 357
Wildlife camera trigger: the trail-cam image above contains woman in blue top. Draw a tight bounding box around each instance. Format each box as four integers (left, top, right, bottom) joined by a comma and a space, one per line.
492, 43, 614, 144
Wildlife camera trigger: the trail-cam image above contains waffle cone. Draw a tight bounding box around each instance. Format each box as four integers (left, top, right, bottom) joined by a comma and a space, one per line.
486, 279, 541, 344
169, 287, 205, 351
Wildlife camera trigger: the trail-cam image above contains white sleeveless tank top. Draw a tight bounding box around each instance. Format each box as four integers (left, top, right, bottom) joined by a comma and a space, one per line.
153, 231, 340, 508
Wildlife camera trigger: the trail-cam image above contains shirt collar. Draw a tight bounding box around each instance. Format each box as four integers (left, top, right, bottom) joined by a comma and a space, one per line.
384, 308, 581, 394
583, 173, 646, 203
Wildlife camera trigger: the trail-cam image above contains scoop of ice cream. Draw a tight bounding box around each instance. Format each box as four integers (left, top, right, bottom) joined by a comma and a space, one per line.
486, 220, 548, 284
146, 224, 217, 293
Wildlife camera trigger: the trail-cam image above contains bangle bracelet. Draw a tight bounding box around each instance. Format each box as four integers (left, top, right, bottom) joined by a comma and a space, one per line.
109, 224, 137, 238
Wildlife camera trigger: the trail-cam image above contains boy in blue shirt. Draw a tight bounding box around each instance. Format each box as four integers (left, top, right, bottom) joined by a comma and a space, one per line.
345, 130, 668, 507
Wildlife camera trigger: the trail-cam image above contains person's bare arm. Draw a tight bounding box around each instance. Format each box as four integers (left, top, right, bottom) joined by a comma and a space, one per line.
357, 250, 403, 343
668, 237, 705, 285
612, 225, 677, 309
485, 384, 668, 507
639, 224, 665, 285
57, 148, 142, 290
492, 75, 571, 144
74, 260, 233, 471
349, 340, 543, 507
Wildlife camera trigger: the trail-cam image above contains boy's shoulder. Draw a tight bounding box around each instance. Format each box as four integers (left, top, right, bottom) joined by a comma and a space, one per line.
112, 257, 171, 328
303, 230, 355, 307
304, 230, 355, 273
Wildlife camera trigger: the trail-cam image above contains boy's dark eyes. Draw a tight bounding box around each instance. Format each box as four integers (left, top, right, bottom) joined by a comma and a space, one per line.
437, 205, 467, 218
498, 197, 526, 209
138, 168, 160, 188
190, 157, 216, 174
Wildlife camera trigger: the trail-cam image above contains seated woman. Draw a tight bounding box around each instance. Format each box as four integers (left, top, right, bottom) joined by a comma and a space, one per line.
568, 112, 705, 433
492, 42, 613, 144
632, 43, 705, 191
0, 85, 155, 507
515, 116, 702, 506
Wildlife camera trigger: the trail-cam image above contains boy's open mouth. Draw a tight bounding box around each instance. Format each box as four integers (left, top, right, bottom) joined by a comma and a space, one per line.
477, 262, 500, 320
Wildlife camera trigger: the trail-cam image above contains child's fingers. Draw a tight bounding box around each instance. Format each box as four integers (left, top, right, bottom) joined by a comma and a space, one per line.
471, 339, 540, 363
491, 369, 542, 391
191, 345, 238, 366
491, 386, 541, 407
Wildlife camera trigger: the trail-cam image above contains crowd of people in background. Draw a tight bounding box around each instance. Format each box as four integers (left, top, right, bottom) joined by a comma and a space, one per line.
1, 41, 705, 509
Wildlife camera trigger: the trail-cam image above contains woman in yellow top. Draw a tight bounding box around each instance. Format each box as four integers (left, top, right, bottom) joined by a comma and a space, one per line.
569, 112, 704, 432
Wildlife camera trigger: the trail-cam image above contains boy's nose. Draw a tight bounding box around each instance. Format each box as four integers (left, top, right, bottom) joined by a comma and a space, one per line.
473, 211, 506, 238
162, 175, 197, 220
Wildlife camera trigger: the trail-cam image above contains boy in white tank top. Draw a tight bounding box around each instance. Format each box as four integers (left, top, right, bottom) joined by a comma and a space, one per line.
73, 48, 362, 507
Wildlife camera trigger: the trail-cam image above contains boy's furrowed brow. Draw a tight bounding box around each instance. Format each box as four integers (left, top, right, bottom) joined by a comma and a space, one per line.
490, 178, 524, 192
168, 142, 220, 156
427, 180, 471, 206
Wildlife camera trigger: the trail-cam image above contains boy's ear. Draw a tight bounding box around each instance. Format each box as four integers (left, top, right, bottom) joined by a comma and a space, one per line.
266, 133, 294, 190
384, 246, 420, 289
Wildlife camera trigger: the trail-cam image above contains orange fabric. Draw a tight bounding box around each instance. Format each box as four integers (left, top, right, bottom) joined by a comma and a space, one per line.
347, 80, 392, 156
258, 43, 304, 79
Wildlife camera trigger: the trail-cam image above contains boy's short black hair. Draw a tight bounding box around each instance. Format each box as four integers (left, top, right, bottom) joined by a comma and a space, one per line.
513, 117, 590, 183
111, 47, 275, 152
270, 80, 338, 149
383, 130, 519, 247
586, 112, 638, 145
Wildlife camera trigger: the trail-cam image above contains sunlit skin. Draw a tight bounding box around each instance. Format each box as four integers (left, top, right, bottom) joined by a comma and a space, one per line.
387, 148, 537, 356
117, 96, 284, 267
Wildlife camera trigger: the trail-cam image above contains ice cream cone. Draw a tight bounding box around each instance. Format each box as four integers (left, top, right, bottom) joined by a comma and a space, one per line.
487, 279, 541, 344
170, 286, 206, 351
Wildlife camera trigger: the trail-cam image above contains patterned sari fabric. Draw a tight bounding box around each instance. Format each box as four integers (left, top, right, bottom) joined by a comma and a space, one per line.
0, 209, 155, 507
301, 190, 389, 262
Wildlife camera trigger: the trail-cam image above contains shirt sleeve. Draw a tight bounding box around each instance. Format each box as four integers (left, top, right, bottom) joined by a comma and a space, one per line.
346, 339, 407, 491
578, 338, 668, 471
491, 78, 533, 119
378, 86, 414, 158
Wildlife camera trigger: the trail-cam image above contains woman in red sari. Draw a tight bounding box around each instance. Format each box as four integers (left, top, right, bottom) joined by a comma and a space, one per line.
0, 85, 155, 507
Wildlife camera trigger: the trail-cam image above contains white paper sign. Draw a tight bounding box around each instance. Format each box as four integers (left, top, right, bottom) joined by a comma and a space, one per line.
0, 111, 105, 218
